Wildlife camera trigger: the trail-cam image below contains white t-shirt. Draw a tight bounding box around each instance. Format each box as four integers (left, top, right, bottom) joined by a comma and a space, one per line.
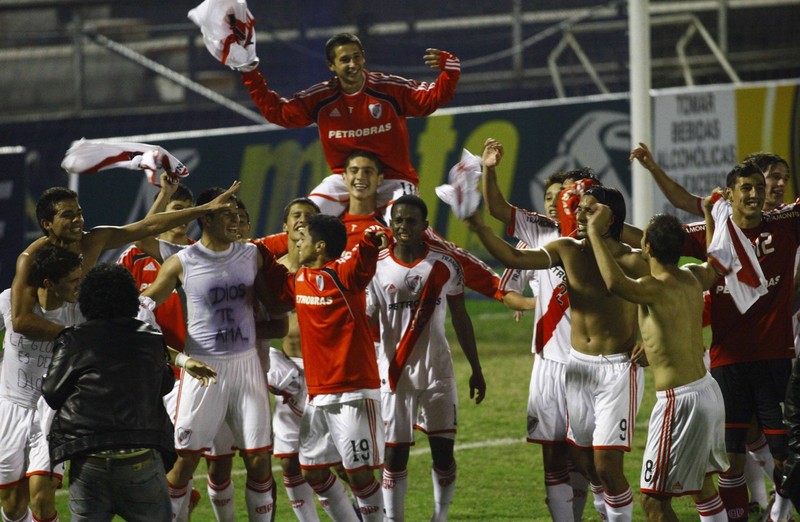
178, 241, 259, 357
367, 244, 463, 392
0, 289, 83, 408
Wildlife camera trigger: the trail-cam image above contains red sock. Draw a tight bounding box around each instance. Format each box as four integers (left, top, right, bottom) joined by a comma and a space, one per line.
717, 473, 748, 521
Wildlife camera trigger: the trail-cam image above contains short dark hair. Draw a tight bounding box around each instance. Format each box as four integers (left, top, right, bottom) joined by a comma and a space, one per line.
36, 187, 78, 234
563, 167, 598, 184
307, 214, 346, 259
392, 194, 428, 220
345, 150, 384, 174
283, 197, 320, 223
726, 161, 765, 189
236, 198, 250, 224
645, 214, 686, 265
584, 186, 626, 240
544, 172, 567, 190
28, 244, 83, 287
742, 152, 790, 174
325, 33, 364, 63
78, 263, 139, 320
195, 187, 237, 230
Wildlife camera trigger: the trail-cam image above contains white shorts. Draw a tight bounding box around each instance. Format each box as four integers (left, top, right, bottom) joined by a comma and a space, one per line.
174, 349, 272, 453
0, 398, 64, 487
165, 378, 236, 457
272, 392, 307, 458
640, 373, 729, 496
28, 397, 64, 481
299, 398, 384, 472
309, 174, 417, 218
527, 355, 568, 444
382, 378, 458, 445
565, 349, 644, 450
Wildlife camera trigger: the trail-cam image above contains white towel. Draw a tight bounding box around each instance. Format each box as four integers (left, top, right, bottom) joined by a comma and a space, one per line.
707, 198, 768, 313
61, 139, 189, 187
436, 148, 482, 220
188, 0, 259, 72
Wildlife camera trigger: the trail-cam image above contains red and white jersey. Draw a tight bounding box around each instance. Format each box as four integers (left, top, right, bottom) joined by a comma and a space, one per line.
0, 289, 83, 408
118, 242, 190, 353
683, 205, 800, 367
178, 241, 259, 358
342, 212, 388, 251
506, 207, 571, 363
272, 235, 381, 399
241, 64, 459, 185
366, 244, 464, 392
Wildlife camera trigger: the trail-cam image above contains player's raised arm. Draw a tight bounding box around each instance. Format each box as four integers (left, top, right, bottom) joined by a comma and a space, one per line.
587, 203, 658, 304
464, 210, 558, 270
87, 181, 240, 251
631, 142, 703, 217
133, 173, 179, 262
481, 138, 513, 226
140, 255, 183, 308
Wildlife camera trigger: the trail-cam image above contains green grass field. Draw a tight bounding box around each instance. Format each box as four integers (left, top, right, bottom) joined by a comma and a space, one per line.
52, 298, 727, 520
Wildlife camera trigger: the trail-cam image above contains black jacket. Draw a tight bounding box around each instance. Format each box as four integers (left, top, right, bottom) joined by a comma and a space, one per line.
42, 317, 176, 468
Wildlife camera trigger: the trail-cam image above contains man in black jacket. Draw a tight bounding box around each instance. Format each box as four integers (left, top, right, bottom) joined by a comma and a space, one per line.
42, 263, 177, 522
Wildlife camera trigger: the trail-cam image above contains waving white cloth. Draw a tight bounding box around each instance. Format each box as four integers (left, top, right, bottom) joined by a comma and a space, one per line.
436, 148, 482, 220
188, 0, 259, 72
707, 197, 768, 313
61, 139, 189, 187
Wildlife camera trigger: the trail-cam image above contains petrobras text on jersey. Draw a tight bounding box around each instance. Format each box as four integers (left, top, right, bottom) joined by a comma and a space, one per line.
296, 295, 334, 305
328, 123, 392, 139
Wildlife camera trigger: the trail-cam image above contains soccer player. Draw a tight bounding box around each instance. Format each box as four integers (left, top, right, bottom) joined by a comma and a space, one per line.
631, 143, 794, 517
481, 137, 591, 521
241, 32, 459, 216
588, 205, 728, 521
464, 186, 649, 521
265, 213, 388, 522
140, 187, 281, 521
12, 182, 240, 342
0, 244, 82, 522
680, 162, 799, 522
367, 195, 485, 521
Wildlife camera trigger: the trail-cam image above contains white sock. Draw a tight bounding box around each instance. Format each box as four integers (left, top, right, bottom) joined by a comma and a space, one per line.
431, 463, 457, 521
544, 469, 574, 521
744, 452, 768, 508
309, 474, 360, 522
245, 476, 276, 521
168, 481, 190, 522
771, 491, 793, 522
747, 435, 776, 482
1, 507, 31, 522
352, 478, 383, 522
283, 472, 320, 522
604, 487, 633, 522
696, 493, 727, 522
591, 483, 607, 520
207, 478, 236, 522
382, 468, 409, 521
569, 469, 589, 521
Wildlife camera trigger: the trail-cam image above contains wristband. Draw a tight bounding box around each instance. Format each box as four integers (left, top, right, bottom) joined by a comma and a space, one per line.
174, 352, 190, 369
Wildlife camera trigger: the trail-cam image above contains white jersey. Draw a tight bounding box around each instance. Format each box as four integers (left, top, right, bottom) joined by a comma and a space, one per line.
178, 241, 259, 357
508, 206, 571, 364
367, 244, 463, 392
0, 289, 83, 408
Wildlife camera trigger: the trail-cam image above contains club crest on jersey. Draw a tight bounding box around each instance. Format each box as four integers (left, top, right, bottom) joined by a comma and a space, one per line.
177, 427, 192, 444
386, 283, 397, 294
368, 102, 382, 119
404, 273, 422, 293
316, 274, 325, 291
